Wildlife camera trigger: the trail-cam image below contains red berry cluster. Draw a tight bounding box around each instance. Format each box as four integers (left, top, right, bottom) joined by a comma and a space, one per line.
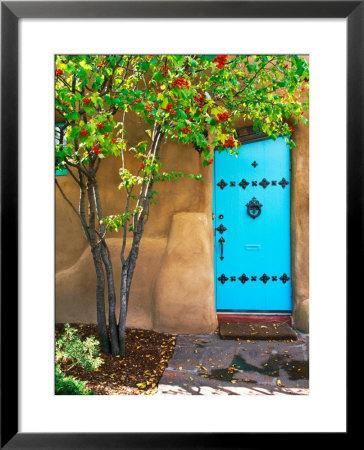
82, 98, 92, 107
97, 123, 105, 129
162, 65, 170, 77
212, 55, 227, 69
162, 102, 177, 117
181, 126, 192, 134
111, 138, 117, 144
80, 130, 89, 137
222, 137, 236, 148
147, 114, 154, 120
98, 61, 109, 68
207, 158, 214, 165
194, 92, 206, 113
55, 68, 63, 76
283, 64, 289, 69
132, 98, 142, 105
92, 145, 101, 154
144, 104, 153, 112
194, 92, 206, 106
289, 126, 294, 133
217, 112, 229, 123
140, 163, 146, 170
172, 78, 189, 89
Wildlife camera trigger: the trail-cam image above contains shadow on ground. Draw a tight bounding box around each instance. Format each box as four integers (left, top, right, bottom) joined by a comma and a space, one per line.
157, 330, 309, 396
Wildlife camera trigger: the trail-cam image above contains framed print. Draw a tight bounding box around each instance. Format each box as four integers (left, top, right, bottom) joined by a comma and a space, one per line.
1, 1, 359, 447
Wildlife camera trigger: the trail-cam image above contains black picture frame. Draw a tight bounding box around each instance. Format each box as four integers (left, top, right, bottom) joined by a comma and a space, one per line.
1, 1, 357, 448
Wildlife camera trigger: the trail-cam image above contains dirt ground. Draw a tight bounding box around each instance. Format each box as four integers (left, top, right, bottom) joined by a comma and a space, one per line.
55, 323, 176, 395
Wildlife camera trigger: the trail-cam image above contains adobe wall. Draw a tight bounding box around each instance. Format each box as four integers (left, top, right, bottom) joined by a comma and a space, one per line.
56, 113, 309, 333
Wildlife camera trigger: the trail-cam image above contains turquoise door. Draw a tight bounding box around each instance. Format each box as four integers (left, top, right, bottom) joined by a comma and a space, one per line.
214, 137, 292, 312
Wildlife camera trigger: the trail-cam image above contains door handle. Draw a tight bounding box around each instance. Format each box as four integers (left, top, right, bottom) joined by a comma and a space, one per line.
218, 237, 225, 260
246, 197, 263, 219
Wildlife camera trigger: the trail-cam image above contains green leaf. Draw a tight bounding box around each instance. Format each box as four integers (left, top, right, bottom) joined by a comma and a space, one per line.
71, 127, 80, 138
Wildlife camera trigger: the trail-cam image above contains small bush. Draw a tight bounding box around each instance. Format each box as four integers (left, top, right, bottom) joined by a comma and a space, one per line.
55, 365, 94, 395
55, 324, 103, 395
56, 323, 103, 372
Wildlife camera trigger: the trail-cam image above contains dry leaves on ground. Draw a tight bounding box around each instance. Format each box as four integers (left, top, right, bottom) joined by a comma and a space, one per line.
55, 323, 176, 395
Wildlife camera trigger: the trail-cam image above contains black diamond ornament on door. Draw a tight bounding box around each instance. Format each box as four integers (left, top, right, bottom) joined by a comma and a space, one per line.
216, 224, 227, 234
260, 273, 270, 284
218, 274, 229, 284
238, 179, 249, 189
278, 178, 289, 188
217, 179, 228, 190
238, 274, 249, 284
259, 178, 270, 189
279, 273, 290, 284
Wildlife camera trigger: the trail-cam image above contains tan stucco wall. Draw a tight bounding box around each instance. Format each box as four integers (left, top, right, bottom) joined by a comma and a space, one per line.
56, 109, 218, 332
56, 109, 309, 333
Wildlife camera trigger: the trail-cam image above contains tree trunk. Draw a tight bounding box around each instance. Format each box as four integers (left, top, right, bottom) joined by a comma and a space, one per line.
91, 245, 110, 354
117, 233, 143, 355
101, 242, 119, 355
87, 173, 111, 354
118, 264, 128, 356
117, 128, 163, 356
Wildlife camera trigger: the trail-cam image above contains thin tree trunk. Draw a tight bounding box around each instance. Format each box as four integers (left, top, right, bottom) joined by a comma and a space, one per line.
87, 174, 110, 354
93, 178, 119, 355
117, 128, 163, 356
101, 242, 119, 355
91, 246, 110, 354
118, 264, 128, 355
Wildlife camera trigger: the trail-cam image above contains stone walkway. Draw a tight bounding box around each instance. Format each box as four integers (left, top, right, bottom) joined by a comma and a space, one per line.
157, 330, 309, 395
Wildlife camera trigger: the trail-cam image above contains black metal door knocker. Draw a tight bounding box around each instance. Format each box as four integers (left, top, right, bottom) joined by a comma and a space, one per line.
246, 197, 263, 219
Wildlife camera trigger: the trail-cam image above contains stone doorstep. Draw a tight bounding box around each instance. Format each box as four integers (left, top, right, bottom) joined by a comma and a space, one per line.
219, 322, 298, 340
217, 313, 292, 325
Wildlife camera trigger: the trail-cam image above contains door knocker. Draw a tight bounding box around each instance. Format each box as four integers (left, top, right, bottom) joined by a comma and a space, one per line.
246, 197, 263, 219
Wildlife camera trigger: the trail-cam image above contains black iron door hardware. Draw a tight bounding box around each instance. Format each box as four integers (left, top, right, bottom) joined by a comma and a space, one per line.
217, 179, 228, 190
218, 274, 229, 284
278, 178, 289, 188
218, 237, 225, 260
259, 178, 270, 189
216, 224, 227, 234
239, 179, 249, 189
246, 197, 263, 219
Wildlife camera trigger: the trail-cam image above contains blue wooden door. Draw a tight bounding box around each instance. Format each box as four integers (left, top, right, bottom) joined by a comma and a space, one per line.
214, 137, 292, 312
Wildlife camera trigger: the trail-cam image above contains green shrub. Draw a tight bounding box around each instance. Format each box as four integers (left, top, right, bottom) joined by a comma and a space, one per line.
55, 324, 103, 395
55, 364, 94, 395
56, 324, 103, 372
